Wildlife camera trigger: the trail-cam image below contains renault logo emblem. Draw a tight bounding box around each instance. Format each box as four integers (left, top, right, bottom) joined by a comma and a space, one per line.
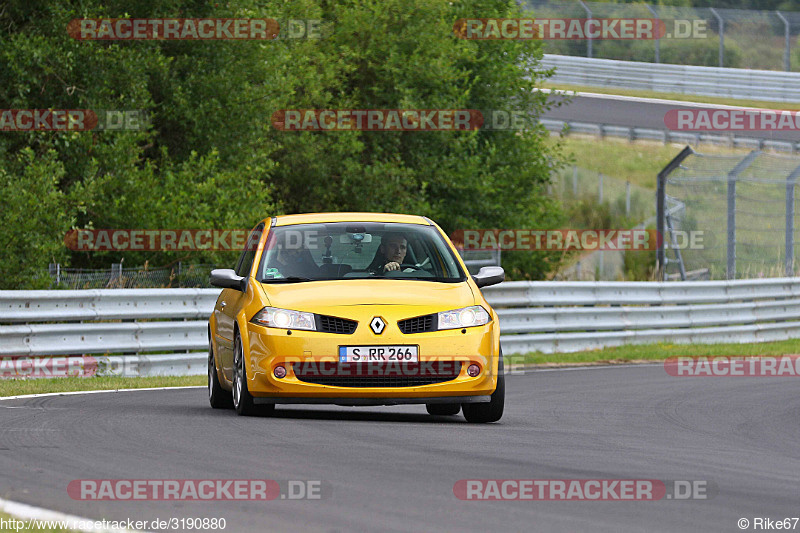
370, 317, 386, 335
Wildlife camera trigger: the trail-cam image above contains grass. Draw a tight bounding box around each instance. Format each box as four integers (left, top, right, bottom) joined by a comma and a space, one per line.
507, 337, 800, 366
0, 375, 204, 398
546, 136, 751, 190
542, 82, 800, 111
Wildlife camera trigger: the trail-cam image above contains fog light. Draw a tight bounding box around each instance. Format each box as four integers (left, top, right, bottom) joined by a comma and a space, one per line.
274, 366, 286, 379
467, 364, 481, 377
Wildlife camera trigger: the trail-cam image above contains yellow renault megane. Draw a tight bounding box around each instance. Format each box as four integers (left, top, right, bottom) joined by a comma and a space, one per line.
207, 213, 505, 423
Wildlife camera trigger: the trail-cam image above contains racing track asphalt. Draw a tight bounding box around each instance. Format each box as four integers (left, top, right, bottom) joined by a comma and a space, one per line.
1, 365, 799, 533
542, 93, 800, 143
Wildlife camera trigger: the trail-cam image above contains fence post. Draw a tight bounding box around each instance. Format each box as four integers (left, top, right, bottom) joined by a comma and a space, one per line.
598, 173, 604, 203
726, 151, 760, 280
656, 146, 694, 279
48, 263, 60, 286
573, 165, 578, 196
645, 3, 660, 64
776, 11, 791, 72
578, 0, 593, 59
111, 263, 122, 284
598, 251, 604, 279
785, 164, 800, 276
625, 181, 631, 216
710, 8, 724, 68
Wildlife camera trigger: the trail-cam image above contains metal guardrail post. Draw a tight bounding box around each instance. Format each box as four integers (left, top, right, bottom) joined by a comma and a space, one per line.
726, 150, 760, 280
656, 146, 694, 280
776, 11, 791, 72
578, 0, 593, 59
785, 164, 800, 276
709, 8, 724, 68
645, 3, 660, 64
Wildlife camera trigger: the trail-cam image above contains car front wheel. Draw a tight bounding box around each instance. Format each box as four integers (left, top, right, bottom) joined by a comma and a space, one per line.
462, 354, 505, 423
232, 332, 274, 417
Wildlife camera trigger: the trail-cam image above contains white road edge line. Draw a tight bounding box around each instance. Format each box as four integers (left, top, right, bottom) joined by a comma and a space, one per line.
0, 496, 148, 533
536, 87, 776, 111
0, 364, 658, 531
0, 362, 664, 403
0, 386, 204, 402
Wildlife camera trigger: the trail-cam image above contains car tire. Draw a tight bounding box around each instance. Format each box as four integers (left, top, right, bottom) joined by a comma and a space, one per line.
208, 340, 233, 409
232, 331, 274, 417
462, 353, 505, 424
426, 403, 461, 416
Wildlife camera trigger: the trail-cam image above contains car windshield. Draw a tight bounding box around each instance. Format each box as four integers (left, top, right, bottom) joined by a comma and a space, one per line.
257, 222, 465, 283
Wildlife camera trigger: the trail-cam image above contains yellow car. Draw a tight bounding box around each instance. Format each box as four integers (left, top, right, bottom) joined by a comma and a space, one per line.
207, 213, 505, 423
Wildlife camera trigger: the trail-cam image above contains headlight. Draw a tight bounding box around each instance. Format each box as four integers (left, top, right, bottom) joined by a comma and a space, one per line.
437, 305, 490, 330
251, 307, 316, 331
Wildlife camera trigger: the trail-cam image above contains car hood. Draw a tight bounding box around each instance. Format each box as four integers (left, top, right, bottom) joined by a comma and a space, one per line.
259, 279, 476, 314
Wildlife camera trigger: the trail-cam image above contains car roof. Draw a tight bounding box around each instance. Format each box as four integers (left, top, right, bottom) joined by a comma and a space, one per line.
269, 212, 432, 227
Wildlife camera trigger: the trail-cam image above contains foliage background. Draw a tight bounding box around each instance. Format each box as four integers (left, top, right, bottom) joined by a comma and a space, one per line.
0, 0, 568, 288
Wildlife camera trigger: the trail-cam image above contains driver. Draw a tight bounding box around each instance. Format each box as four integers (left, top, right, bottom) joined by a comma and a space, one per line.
367, 233, 408, 274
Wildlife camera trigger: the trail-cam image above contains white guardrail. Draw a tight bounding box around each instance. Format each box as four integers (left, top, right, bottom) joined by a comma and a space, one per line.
3, 279, 800, 377
541, 54, 800, 103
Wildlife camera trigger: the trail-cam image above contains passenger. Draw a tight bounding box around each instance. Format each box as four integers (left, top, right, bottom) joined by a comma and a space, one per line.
266, 238, 320, 279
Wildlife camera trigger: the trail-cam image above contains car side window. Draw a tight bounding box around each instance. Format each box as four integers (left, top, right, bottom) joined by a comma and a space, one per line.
235, 224, 264, 277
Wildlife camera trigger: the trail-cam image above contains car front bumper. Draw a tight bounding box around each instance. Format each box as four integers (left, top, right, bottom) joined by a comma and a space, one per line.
242, 321, 500, 400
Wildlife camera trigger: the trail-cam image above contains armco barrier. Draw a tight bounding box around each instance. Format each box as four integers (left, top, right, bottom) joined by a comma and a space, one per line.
541, 54, 800, 103
486, 278, 800, 354
2, 279, 800, 376
539, 118, 800, 154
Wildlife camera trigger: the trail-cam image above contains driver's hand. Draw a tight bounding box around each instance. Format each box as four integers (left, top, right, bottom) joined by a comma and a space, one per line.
384, 261, 400, 272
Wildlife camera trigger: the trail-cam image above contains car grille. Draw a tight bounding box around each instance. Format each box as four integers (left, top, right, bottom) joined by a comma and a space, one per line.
397, 314, 436, 334
292, 362, 462, 388
317, 315, 357, 334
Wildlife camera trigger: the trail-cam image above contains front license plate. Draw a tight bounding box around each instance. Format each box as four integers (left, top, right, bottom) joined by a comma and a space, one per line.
339, 346, 419, 362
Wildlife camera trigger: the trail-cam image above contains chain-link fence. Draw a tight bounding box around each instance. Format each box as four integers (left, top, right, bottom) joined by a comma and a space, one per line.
550, 165, 654, 223
659, 148, 800, 280
548, 165, 656, 280
48, 263, 221, 289
525, 0, 800, 71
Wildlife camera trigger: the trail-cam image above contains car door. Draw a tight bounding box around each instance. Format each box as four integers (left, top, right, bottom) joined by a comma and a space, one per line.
215, 223, 264, 381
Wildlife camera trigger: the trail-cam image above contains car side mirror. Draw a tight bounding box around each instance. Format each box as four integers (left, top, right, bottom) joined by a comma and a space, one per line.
472, 266, 504, 288
210, 269, 246, 291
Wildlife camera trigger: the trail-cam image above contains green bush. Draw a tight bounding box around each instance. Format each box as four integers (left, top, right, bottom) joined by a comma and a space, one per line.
0, 0, 568, 287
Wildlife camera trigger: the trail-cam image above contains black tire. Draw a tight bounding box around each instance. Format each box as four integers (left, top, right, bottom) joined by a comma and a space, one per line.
232, 331, 274, 417
208, 339, 233, 409
462, 354, 505, 424
426, 403, 461, 416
